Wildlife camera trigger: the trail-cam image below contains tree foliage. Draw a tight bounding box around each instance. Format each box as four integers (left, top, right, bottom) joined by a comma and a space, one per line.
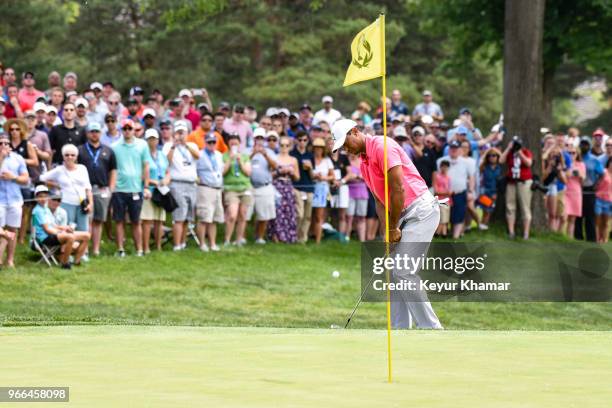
2, 0, 510, 127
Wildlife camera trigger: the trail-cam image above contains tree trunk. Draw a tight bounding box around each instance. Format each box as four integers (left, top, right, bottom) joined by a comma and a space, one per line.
542, 66, 555, 126
503, 0, 547, 231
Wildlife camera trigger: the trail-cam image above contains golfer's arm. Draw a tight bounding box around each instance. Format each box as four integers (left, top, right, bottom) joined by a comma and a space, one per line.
387, 166, 405, 230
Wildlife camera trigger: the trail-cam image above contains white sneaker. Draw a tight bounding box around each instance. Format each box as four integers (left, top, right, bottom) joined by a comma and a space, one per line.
200, 243, 209, 252
223, 241, 232, 247
136, 250, 144, 257
81, 254, 90, 263
210, 244, 220, 252
237, 238, 247, 245
180, 242, 187, 250
173, 245, 183, 252
255, 238, 266, 245
478, 223, 489, 231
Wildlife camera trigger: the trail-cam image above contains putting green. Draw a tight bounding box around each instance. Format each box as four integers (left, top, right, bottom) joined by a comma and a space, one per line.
1, 326, 610, 407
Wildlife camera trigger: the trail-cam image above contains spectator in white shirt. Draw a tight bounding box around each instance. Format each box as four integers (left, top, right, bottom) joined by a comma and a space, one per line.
313, 95, 342, 126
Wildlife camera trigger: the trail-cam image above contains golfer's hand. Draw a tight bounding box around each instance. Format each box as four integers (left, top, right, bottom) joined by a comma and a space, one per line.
389, 228, 402, 243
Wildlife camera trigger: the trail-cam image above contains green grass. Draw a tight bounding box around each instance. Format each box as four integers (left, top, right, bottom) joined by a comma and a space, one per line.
1, 229, 610, 330
1, 326, 610, 407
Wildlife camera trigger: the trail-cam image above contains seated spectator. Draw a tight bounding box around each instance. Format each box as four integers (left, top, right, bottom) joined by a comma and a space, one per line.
40, 144, 93, 236
595, 157, 611, 243
222, 133, 252, 246
345, 153, 368, 242
195, 132, 224, 251
163, 120, 199, 251
433, 159, 452, 237
311, 137, 334, 244
31, 185, 90, 269
564, 146, 585, 239
0, 132, 28, 267
48, 194, 68, 226
478, 147, 502, 229
500, 136, 533, 240
248, 128, 277, 244
141, 129, 170, 253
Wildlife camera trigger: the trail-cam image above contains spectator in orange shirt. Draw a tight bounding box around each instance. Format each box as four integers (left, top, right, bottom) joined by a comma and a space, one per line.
186, 111, 228, 154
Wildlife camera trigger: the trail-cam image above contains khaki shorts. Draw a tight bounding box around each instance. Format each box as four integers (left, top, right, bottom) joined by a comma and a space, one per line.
196, 185, 224, 223
439, 204, 450, 224
224, 189, 253, 207
250, 184, 276, 221
556, 190, 566, 217
140, 198, 166, 222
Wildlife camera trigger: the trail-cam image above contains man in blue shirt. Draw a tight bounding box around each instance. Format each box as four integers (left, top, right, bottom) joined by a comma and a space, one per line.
0, 131, 29, 267
195, 132, 224, 251
390, 89, 409, 118
576, 137, 604, 241
290, 130, 315, 243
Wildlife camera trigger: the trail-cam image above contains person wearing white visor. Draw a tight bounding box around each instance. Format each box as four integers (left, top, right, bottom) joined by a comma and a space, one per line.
331, 119, 443, 329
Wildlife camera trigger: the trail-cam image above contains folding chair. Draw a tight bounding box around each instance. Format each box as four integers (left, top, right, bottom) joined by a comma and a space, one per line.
29, 226, 59, 267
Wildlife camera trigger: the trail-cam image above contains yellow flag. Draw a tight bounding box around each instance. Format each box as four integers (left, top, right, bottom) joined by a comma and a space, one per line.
343, 16, 385, 87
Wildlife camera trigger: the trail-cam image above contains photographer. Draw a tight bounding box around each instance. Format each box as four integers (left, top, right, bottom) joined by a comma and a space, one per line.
500, 136, 533, 239
541, 135, 568, 231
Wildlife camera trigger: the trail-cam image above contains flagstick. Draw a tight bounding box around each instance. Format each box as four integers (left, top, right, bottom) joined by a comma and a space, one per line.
379, 13, 392, 384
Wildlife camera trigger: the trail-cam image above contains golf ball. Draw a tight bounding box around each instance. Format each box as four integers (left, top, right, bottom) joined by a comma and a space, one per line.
332, 270, 340, 278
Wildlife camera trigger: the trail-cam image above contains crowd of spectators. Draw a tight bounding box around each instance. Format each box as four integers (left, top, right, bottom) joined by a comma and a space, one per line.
0, 66, 610, 268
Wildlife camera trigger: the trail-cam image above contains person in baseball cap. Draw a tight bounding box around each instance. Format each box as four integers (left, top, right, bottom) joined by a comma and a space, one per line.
330, 118, 443, 329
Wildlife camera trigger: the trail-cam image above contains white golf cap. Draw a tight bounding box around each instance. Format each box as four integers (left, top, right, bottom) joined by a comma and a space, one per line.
412, 126, 425, 135
265, 107, 279, 117
173, 120, 189, 133
34, 185, 49, 195
144, 128, 159, 139
331, 119, 357, 152
75, 97, 89, 109
33, 101, 47, 112
90, 82, 103, 91
394, 126, 408, 138
178, 89, 192, 98
322, 95, 333, 103
266, 130, 279, 139
142, 108, 156, 118
278, 108, 290, 117
253, 127, 267, 138
45, 105, 58, 114
423, 90, 432, 96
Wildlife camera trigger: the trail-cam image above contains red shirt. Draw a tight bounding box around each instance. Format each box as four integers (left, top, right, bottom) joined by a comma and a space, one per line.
505, 148, 533, 182
360, 135, 428, 209
18, 88, 44, 111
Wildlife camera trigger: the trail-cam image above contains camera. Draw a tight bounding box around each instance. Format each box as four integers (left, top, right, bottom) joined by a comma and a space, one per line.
530, 175, 549, 193
511, 135, 522, 152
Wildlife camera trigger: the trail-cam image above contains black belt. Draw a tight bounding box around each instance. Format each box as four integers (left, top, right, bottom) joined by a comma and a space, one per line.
253, 182, 271, 188
171, 180, 195, 184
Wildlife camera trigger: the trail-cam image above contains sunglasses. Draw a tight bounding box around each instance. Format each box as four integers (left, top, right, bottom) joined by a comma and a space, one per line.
123, 126, 133, 131
280, 144, 290, 148
0, 141, 10, 146
206, 141, 216, 145
105, 119, 116, 123
9, 127, 20, 132
298, 138, 308, 142
108, 101, 118, 106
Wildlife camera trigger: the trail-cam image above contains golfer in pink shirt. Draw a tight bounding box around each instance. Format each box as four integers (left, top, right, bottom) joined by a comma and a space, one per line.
331, 119, 442, 329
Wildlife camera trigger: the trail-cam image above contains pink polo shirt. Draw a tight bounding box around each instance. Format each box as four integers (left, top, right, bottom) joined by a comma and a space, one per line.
360, 135, 428, 209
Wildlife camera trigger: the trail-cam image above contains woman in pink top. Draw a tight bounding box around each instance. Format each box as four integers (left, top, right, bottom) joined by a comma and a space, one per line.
331, 119, 442, 330
595, 157, 611, 243
346, 153, 368, 242
564, 147, 586, 238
